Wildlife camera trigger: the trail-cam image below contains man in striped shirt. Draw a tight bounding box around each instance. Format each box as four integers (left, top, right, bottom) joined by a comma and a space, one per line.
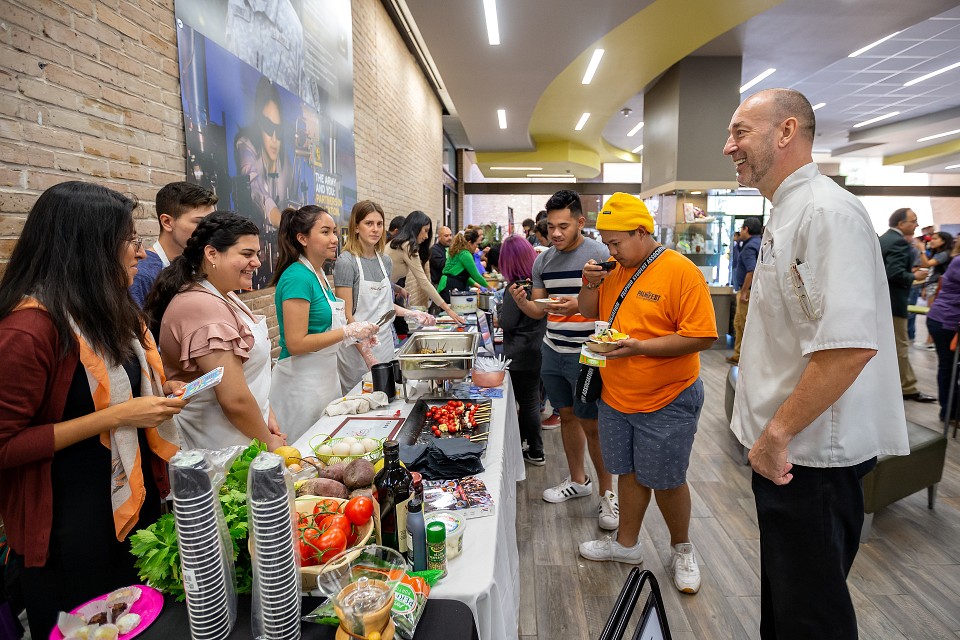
511, 190, 619, 531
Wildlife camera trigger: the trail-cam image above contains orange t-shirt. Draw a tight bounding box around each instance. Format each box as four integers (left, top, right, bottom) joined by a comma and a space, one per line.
597, 249, 718, 413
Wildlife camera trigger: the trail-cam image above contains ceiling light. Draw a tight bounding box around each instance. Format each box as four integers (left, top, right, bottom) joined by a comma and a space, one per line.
690, 191, 702, 195
917, 128, 960, 143
904, 61, 960, 87
527, 174, 573, 178
945, 164, 960, 170
627, 121, 644, 137
852, 111, 900, 128
490, 166, 543, 171
483, 0, 500, 46
575, 113, 590, 131
497, 109, 506, 129
740, 68, 776, 94
631, 144, 643, 153
582, 49, 604, 85
811, 102, 826, 111
848, 31, 902, 58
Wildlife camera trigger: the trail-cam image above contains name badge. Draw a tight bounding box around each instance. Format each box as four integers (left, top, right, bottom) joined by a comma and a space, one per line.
579, 345, 607, 367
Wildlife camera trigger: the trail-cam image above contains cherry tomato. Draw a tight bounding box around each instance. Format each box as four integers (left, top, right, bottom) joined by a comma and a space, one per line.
344, 496, 374, 526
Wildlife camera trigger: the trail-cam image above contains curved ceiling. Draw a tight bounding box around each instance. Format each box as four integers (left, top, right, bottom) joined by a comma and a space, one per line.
402, 0, 960, 180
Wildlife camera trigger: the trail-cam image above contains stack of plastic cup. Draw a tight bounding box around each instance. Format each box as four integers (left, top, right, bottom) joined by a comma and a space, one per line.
171, 451, 235, 640
248, 452, 301, 639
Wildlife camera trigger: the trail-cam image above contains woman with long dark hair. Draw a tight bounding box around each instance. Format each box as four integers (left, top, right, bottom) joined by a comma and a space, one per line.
0, 182, 184, 638
269, 205, 378, 440
334, 200, 435, 394
146, 211, 286, 451
387, 211, 464, 323
438, 229, 488, 302
499, 235, 548, 464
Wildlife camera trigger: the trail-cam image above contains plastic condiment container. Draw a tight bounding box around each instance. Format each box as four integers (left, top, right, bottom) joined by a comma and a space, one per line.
424, 510, 466, 560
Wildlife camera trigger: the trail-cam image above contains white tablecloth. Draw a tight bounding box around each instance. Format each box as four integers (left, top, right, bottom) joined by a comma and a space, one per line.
290, 374, 525, 640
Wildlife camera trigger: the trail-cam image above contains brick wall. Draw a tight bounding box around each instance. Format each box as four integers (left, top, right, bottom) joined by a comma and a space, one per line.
0, 0, 443, 352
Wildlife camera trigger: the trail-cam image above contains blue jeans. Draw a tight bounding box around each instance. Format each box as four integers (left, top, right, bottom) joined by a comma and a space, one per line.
907, 283, 921, 340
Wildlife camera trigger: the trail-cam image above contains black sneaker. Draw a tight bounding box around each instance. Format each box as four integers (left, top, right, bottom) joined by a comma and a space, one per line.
523, 451, 546, 466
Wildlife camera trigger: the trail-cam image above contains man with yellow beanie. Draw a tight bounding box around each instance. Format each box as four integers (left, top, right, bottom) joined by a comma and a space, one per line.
578, 192, 717, 594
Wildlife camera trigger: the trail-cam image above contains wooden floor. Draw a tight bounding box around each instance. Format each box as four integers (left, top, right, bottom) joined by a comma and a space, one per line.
516, 330, 960, 640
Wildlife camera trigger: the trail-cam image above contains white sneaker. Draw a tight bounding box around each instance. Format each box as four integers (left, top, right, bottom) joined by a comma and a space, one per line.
579, 535, 644, 564
671, 542, 701, 594
598, 490, 619, 530
542, 476, 592, 503
540, 399, 554, 420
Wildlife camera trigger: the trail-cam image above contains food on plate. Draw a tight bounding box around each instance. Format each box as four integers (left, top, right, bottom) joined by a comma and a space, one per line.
343, 458, 376, 489
64, 626, 96, 640
591, 329, 629, 343
57, 612, 87, 638
114, 612, 142, 634
92, 625, 119, 640
425, 400, 485, 437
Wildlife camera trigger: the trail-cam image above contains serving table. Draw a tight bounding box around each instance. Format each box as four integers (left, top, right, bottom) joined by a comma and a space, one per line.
291, 374, 524, 640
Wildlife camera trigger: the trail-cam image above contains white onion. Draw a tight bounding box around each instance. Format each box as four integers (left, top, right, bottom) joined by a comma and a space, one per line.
361, 438, 379, 452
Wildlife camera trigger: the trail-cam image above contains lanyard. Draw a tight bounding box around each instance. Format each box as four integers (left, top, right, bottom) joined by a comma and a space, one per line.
606, 245, 665, 325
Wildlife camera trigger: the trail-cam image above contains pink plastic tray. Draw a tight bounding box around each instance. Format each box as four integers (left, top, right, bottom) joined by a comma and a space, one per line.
49, 585, 164, 640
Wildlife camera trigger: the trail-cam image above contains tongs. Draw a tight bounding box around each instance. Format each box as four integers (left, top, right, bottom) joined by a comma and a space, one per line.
375, 310, 396, 327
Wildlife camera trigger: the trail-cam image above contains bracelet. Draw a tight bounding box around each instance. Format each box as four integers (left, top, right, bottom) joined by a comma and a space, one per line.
585, 282, 601, 290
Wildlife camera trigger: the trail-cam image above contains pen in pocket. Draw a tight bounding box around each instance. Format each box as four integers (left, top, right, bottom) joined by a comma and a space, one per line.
790, 261, 819, 320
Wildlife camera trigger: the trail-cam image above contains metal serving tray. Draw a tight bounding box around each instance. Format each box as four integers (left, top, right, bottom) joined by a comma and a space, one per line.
397, 331, 479, 381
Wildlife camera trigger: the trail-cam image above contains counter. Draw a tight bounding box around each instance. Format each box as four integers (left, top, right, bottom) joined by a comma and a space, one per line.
291, 374, 524, 640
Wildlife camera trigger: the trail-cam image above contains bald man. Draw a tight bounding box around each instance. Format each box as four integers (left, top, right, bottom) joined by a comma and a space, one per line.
430, 225, 452, 286
725, 88, 909, 639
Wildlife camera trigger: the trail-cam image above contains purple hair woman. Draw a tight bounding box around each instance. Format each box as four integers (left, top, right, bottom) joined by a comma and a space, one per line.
499, 235, 547, 464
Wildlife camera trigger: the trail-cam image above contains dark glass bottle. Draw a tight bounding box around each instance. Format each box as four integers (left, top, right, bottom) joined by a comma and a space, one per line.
374, 440, 412, 554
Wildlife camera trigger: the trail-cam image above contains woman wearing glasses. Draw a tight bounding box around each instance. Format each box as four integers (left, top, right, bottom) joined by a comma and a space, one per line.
146, 212, 287, 452
0, 182, 185, 638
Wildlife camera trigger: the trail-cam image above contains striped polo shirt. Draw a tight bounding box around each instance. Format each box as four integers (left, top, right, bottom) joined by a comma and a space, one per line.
532, 237, 610, 354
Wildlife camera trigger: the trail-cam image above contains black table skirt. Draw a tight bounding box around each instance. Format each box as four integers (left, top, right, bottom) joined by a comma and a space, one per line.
137, 594, 479, 640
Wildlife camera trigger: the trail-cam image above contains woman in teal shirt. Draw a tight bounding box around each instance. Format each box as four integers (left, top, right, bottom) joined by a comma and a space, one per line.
269, 205, 378, 440
438, 229, 489, 302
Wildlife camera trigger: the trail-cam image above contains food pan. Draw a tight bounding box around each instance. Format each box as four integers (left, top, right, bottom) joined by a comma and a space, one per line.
397, 332, 478, 380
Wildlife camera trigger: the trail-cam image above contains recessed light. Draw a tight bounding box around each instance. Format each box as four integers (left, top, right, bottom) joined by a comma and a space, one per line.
917, 128, 960, 143
690, 191, 703, 195
631, 144, 643, 153
497, 109, 507, 129
527, 174, 573, 178
852, 111, 900, 128
483, 0, 500, 46
848, 31, 902, 58
812, 103, 826, 111
582, 49, 604, 85
490, 166, 543, 171
575, 113, 591, 131
904, 61, 960, 87
740, 68, 776, 94
945, 164, 960, 170
627, 122, 644, 137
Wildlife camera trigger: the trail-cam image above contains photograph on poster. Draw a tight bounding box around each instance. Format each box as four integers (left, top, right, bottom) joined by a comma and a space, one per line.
174, 0, 357, 289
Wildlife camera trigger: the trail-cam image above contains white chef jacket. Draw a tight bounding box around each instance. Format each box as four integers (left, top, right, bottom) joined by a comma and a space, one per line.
730, 163, 909, 467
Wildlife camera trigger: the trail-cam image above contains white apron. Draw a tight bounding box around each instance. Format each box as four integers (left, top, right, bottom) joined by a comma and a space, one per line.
151, 241, 171, 268
337, 252, 396, 394
174, 280, 271, 451
270, 257, 346, 442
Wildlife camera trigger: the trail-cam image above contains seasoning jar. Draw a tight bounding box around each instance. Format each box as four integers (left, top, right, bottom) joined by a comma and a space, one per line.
426, 520, 447, 578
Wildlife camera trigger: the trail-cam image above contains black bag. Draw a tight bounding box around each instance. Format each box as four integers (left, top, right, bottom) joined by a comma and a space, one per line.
573, 246, 665, 405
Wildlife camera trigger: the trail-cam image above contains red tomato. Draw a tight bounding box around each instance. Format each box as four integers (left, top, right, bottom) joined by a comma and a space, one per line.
313, 499, 341, 517
316, 527, 347, 563
344, 496, 374, 526
298, 526, 323, 566
319, 513, 353, 540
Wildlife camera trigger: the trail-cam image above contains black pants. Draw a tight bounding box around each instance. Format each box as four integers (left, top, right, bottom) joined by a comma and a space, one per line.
926, 317, 959, 421
753, 458, 876, 640
510, 369, 543, 457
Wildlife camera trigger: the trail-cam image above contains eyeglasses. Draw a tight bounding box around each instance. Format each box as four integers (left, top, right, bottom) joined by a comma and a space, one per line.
129, 235, 144, 251
259, 114, 281, 138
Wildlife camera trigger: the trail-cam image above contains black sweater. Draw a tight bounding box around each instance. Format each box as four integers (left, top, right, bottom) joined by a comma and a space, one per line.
498, 284, 547, 372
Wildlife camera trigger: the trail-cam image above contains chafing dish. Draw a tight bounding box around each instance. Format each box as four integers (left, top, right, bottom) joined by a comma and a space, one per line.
397, 331, 479, 381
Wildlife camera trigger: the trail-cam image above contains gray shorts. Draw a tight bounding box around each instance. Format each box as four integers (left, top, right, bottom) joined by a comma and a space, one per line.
540, 344, 599, 420
598, 378, 704, 490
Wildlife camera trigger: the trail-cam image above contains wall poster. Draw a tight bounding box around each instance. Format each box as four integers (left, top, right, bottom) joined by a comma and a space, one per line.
174, 0, 357, 288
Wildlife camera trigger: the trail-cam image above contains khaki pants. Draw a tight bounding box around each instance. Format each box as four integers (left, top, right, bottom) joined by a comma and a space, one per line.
732, 295, 749, 360
892, 316, 918, 395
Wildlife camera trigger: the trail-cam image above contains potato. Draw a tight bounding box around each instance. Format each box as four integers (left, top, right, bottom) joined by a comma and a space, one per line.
316, 461, 346, 484
343, 458, 376, 489
297, 477, 348, 499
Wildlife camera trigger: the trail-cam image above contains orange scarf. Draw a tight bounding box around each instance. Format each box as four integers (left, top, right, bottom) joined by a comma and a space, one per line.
16, 298, 179, 540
